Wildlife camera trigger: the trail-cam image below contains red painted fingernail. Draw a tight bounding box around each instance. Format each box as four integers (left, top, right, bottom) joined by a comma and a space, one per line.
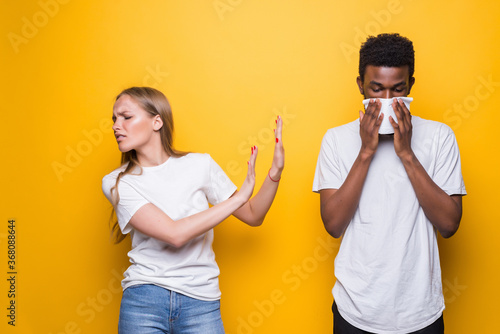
275, 119, 277, 124
276, 138, 279, 143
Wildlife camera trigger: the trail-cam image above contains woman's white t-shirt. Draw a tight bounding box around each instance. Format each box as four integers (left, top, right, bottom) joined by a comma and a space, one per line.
102, 153, 237, 301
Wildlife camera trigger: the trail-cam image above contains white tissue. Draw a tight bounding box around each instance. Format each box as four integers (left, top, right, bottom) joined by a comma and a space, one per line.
362, 97, 413, 134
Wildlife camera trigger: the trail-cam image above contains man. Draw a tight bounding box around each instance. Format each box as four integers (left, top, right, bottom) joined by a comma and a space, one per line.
313, 33, 466, 333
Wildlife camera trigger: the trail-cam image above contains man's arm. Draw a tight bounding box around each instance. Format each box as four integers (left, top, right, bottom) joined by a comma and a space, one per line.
320, 152, 372, 238
320, 100, 382, 238
399, 154, 462, 238
391, 99, 463, 238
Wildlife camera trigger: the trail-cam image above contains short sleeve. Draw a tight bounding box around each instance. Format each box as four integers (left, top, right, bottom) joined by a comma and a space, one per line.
205, 155, 237, 205
433, 125, 467, 196
313, 130, 343, 192
101, 176, 149, 234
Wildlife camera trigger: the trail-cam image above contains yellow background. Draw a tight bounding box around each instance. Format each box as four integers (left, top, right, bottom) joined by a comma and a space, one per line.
2, 0, 499, 333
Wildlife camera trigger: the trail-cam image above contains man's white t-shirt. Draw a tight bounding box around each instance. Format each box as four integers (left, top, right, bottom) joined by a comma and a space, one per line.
102, 153, 237, 301
313, 116, 466, 333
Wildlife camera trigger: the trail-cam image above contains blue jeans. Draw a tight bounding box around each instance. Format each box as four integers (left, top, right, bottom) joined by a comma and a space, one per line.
119, 284, 225, 334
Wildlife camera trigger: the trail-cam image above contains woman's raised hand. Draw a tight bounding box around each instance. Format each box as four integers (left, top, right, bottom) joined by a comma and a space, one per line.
230, 117, 284, 226
270, 116, 284, 180
237, 145, 258, 204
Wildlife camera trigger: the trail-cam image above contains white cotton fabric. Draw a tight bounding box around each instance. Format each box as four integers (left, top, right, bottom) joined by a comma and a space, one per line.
102, 153, 237, 301
313, 116, 466, 333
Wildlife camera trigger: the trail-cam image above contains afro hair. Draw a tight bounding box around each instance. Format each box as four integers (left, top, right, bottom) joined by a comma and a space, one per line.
359, 33, 415, 82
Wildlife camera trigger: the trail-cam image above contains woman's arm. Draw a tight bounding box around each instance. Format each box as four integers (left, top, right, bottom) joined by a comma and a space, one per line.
232, 116, 285, 226
127, 149, 258, 248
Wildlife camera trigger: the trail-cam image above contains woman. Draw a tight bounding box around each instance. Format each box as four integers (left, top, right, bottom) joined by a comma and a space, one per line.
102, 87, 284, 333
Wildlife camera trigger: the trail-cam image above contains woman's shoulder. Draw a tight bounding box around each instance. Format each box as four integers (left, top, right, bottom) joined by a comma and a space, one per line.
172, 153, 220, 176
102, 163, 129, 179
101, 164, 128, 200
176, 152, 213, 164
101, 163, 132, 192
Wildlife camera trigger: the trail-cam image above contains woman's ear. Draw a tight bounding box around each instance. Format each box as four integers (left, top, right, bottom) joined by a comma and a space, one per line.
153, 115, 163, 131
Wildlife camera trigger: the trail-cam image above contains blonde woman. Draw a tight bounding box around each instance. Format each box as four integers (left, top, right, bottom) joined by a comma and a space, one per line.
102, 87, 284, 333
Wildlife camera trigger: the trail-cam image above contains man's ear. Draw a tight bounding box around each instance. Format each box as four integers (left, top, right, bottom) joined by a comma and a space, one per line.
153, 115, 163, 131
408, 77, 415, 95
356, 76, 364, 95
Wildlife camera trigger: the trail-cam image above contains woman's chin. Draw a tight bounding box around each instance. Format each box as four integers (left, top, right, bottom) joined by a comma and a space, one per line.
117, 144, 133, 153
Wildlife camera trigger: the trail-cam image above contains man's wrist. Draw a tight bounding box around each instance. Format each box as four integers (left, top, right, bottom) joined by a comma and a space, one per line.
358, 148, 375, 162
398, 150, 417, 166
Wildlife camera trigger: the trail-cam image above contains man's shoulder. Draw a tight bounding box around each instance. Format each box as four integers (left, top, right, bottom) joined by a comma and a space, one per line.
319, 119, 361, 154
324, 119, 360, 138
412, 116, 455, 137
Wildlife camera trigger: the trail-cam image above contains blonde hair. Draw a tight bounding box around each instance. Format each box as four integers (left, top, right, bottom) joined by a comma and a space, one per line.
109, 87, 187, 243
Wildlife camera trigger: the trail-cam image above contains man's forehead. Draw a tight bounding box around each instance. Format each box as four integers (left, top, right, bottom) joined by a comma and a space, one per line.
364, 65, 410, 81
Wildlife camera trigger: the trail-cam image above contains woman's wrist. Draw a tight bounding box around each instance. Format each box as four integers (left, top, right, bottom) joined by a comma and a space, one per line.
268, 166, 282, 182
231, 191, 249, 209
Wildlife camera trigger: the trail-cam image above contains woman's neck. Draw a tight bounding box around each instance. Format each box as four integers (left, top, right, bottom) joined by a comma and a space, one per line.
136, 147, 170, 167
